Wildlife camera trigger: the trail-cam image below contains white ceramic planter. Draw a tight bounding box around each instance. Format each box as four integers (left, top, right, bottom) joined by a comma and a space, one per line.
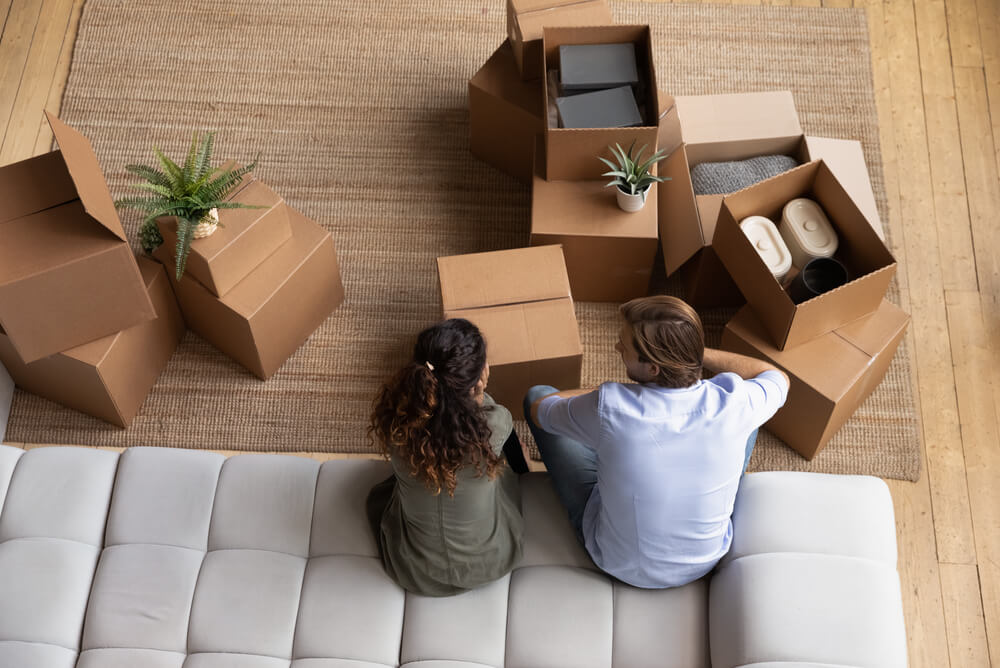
193, 208, 220, 239
616, 186, 648, 213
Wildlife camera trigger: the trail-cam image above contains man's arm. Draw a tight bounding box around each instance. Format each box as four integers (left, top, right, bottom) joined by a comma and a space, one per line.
530, 388, 592, 424
703, 348, 790, 387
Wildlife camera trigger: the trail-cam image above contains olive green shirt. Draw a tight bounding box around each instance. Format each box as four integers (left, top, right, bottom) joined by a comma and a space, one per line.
366, 394, 524, 596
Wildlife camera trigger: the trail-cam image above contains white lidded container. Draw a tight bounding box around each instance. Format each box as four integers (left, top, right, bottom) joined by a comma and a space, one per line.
740, 215, 792, 282
779, 198, 839, 268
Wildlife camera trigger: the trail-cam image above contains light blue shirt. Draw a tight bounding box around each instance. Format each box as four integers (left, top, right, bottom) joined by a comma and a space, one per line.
537, 370, 789, 588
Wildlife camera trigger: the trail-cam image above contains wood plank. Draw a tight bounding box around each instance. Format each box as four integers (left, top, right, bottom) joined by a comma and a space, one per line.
913, 0, 977, 292
945, 0, 983, 67
954, 67, 1000, 328
885, 0, 976, 567
0, 0, 43, 149
0, 0, 16, 41
887, 474, 952, 668
946, 290, 1000, 668
939, 562, 991, 668
789, 0, 822, 6
32, 0, 83, 155
977, 0, 1000, 177
0, 0, 75, 163
822, 0, 853, 7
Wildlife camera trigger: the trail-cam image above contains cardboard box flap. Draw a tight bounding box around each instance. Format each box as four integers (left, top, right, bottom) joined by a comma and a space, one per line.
675, 92, 802, 146
804, 135, 883, 238
448, 299, 582, 365
0, 151, 77, 223
835, 300, 909, 357
471, 42, 545, 117
45, 111, 127, 242
438, 245, 572, 311
659, 147, 705, 274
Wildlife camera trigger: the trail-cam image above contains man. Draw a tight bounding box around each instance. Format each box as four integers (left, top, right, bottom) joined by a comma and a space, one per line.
524, 296, 789, 588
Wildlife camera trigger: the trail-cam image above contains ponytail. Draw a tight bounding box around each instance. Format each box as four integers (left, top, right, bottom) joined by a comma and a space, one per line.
368, 319, 503, 496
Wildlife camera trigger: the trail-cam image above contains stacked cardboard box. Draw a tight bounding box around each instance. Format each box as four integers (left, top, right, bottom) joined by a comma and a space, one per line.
437, 245, 583, 413
0, 113, 182, 427
506, 0, 613, 81
154, 201, 345, 381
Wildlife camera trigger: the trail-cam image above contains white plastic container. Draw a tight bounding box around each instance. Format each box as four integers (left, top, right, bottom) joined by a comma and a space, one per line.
780, 198, 839, 268
739, 215, 792, 282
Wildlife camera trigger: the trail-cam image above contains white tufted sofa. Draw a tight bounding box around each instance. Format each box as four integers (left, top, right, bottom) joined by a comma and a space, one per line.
0, 445, 907, 667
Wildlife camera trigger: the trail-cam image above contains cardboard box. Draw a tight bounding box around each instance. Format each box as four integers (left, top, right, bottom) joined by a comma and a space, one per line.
0, 112, 157, 363
657, 92, 883, 306
156, 178, 292, 297
0, 358, 11, 442
507, 0, 613, 80
530, 139, 658, 302
154, 204, 345, 380
469, 41, 545, 186
542, 26, 661, 180
721, 300, 910, 460
437, 245, 582, 412
0, 257, 184, 428
713, 160, 897, 350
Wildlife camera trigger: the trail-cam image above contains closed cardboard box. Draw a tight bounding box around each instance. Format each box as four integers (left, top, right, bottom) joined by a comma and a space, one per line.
721, 300, 909, 460
657, 92, 883, 307
437, 245, 583, 412
507, 0, 612, 80
157, 177, 292, 297
713, 160, 897, 350
542, 25, 661, 180
530, 139, 658, 302
0, 112, 156, 363
155, 204, 345, 380
0, 256, 184, 428
469, 41, 545, 186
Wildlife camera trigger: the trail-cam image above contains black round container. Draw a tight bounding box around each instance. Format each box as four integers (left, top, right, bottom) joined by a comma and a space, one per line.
787, 257, 849, 304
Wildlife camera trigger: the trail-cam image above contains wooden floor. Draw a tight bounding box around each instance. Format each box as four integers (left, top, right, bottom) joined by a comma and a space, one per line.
1, 0, 998, 665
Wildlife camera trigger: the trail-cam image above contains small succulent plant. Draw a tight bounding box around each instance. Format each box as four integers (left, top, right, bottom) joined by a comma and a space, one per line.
599, 141, 670, 195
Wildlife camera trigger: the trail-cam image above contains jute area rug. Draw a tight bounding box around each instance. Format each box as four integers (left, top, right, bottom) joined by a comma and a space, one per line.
7, 0, 921, 480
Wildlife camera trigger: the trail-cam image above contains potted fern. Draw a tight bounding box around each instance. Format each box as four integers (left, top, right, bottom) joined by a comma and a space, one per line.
599, 142, 670, 213
115, 131, 260, 280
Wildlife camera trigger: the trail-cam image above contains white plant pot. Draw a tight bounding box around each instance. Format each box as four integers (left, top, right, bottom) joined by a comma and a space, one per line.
616, 186, 648, 213
192, 208, 220, 239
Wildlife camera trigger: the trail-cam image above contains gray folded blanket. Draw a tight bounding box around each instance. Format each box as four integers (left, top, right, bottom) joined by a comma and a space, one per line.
690, 155, 800, 195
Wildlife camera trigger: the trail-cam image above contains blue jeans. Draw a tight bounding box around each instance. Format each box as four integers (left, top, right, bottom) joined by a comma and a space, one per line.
523, 385, 760, 543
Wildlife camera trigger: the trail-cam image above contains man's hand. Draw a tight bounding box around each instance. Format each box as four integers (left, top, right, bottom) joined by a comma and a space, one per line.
530, 388, 592, 424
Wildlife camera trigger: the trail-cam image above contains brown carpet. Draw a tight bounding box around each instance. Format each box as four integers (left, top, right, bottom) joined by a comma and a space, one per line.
6, 0, 921, 480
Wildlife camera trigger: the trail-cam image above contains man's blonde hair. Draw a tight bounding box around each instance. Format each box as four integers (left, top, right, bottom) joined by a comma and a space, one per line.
619, 296, 704, 388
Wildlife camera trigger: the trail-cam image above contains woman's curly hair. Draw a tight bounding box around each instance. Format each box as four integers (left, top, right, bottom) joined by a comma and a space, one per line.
368, 318, 503, 496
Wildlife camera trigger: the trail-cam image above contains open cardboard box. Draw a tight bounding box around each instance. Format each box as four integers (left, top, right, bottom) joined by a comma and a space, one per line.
507, 0, 613, 81
0, 257, 184, 428
530, 138, 658, 302
469, 41, 546, 186
157, 177, 292, 297
0, 112, 157, 363
542, 25, 661, 180
437, 245, 582, 412
657, 92, 883, 306
713, 160, 897, 350
154, 204, 345, 380
722, 300, 910, 460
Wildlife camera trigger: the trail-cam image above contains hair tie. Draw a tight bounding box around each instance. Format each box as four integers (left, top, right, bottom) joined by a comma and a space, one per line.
425, 361, 435, 371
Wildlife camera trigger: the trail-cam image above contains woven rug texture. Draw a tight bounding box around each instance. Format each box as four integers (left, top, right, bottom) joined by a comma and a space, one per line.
6, 0, 921, 480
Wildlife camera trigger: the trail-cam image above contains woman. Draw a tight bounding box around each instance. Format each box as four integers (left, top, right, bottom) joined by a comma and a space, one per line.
366, 318, 527, 596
